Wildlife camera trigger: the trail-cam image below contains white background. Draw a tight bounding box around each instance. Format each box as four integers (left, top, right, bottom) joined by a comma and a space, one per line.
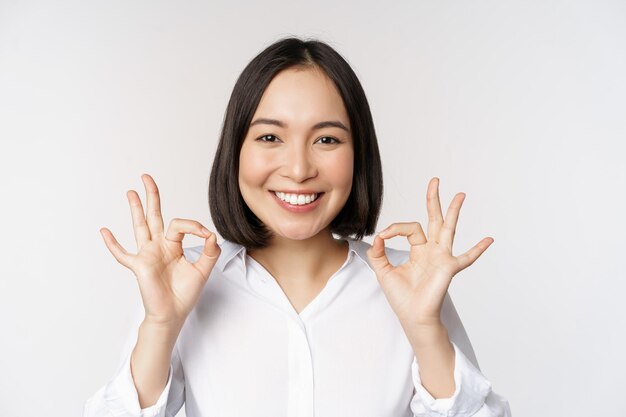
1, 1, 625, 416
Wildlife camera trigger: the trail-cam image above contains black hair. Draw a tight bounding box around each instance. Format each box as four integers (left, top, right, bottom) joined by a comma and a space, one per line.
209, 36, 383, 250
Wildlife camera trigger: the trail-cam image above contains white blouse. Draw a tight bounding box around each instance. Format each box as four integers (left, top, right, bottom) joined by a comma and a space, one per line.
83, 238, 511, 417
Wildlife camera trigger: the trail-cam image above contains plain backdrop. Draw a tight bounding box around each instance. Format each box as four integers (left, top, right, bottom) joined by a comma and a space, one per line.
1, 1, 625, 416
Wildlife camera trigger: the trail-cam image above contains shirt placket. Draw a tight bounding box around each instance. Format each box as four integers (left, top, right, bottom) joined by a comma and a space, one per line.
242, 245, 355, 417
243, 254, 317, 417
286, 316, 315, 417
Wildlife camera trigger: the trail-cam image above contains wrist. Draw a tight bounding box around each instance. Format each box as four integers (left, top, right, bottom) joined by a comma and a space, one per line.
404, 320, 450, 350
139, 318, 184, 344
142, 313, 186, 330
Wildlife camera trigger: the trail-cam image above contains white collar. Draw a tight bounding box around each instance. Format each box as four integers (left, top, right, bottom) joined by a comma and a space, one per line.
214, 237, 375, 274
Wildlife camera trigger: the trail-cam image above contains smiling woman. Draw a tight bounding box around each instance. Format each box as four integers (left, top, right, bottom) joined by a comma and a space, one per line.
84, 37, 511, 417
208, 39, 383, 251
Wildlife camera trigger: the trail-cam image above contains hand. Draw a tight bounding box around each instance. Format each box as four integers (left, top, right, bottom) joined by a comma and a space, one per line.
366, 177, 494, 328
100, 173, 221, 328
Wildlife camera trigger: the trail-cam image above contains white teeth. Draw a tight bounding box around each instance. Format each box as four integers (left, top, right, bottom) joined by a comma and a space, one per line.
274, 191, 319, 205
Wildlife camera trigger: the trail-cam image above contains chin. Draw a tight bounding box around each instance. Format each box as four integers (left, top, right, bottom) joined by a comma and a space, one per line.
272, 227, 324, 241
277, 232, 317, 241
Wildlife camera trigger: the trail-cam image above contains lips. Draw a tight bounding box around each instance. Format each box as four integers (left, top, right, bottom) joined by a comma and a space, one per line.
269, 190, 325, 212
273, 191, 320, 205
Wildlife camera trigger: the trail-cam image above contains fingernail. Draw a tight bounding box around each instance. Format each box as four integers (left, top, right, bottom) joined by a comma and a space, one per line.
202, 227, 211, 236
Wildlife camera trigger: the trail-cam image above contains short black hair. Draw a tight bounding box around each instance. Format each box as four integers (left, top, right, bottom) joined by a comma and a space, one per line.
209, 36, 383, 250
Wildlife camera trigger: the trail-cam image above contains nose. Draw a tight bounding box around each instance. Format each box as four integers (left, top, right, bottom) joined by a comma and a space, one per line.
281, 141, 318, 182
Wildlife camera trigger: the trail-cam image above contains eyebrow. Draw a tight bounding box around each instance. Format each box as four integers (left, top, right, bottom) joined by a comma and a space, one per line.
249, 118, 350, 133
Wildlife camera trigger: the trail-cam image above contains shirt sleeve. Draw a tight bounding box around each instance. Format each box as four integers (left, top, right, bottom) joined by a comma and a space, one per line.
82, 300, 186, 417
409, 293, 512, 417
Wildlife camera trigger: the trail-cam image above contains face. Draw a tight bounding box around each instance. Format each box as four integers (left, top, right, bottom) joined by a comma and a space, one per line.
238, 66, 354, 241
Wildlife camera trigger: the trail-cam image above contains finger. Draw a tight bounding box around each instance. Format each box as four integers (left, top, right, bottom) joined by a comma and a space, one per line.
378, 221, 427, 246
165, 218, 213, 243
439, 192, 466, 250
456, 237, 494, 271
427, 177, 444, 241
366, 235, 395, 279
193, 232, 222, 278
99, 228, 135, 270
142, 174, 165, 238
127, 190, 151, 249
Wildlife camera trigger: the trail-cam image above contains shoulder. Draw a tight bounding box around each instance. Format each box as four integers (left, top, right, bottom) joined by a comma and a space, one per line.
349, 238, 410, 271
183, 240, 244, 272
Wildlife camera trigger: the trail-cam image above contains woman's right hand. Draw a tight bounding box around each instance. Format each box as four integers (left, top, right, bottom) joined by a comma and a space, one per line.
99, 173, 221, 328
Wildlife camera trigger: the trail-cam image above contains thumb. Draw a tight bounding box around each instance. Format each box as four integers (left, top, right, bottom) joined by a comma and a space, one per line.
366, 235, 394, 279
193, 232, 221, 278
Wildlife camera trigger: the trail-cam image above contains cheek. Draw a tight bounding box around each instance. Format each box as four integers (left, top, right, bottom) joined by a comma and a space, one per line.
239, 146, 271, 187
325, 149, 354, 188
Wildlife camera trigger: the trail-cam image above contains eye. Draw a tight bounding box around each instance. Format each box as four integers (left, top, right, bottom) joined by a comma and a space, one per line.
317, 136, 341, 145
256, 134, 281, 143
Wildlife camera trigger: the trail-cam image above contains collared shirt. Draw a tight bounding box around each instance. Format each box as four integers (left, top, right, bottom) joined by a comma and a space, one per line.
83, 238, 511, 417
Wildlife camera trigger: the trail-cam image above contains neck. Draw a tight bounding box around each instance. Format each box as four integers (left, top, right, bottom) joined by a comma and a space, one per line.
247, 228, 349, 285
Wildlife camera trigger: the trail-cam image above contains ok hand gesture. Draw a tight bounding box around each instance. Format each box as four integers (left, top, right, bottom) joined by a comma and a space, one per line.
100, 174, 221, 328
366, 177, 494, 330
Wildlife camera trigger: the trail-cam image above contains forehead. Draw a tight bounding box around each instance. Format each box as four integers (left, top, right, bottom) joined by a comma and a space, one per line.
252, 66, 350, 128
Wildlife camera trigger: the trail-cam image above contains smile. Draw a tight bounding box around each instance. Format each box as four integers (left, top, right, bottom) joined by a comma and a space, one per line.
269, 190, 325, 213
273, 191, 319, 205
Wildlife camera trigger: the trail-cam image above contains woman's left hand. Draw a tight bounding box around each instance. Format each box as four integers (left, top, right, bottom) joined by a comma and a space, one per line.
366, 177, 494, 329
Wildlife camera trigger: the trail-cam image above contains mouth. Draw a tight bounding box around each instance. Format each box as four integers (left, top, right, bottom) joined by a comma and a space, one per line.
270, 190, 324, 205
269, 190, 325, 211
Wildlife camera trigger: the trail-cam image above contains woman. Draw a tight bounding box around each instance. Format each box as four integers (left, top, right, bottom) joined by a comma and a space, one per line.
84, 37, 511, 417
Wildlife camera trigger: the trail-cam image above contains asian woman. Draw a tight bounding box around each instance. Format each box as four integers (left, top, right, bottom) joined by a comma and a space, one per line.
84, 37, 511, 417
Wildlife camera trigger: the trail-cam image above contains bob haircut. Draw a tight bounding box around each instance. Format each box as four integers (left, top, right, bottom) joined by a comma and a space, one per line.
209, 36, 383, 250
